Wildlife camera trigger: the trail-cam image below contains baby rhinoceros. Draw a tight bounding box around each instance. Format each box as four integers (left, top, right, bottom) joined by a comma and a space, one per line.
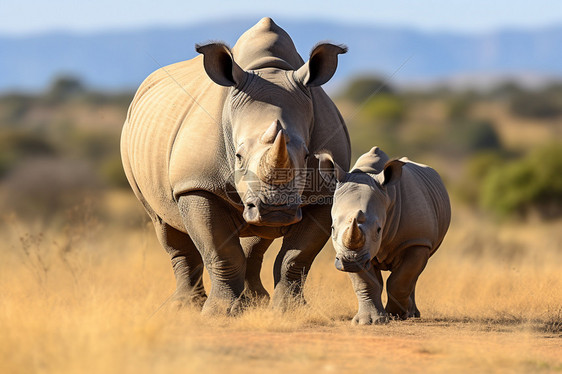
316, 147, 451, 325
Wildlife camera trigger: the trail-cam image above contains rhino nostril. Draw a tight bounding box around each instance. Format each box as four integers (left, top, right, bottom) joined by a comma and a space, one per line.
246, 202, 256, 209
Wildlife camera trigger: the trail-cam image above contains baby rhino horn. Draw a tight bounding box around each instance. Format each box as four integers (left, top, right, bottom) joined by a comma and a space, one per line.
342, 218, 365, 250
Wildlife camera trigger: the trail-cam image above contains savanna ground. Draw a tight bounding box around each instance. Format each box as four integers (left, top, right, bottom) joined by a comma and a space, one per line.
1, 192, 561, 373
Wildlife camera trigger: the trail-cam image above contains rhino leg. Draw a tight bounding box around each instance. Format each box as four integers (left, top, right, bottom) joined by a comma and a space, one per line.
409, 284, 421, 318
386, 246, 429, 319
178, 191, 246, 316
348, 265, 387, 325
271, 205, 331, 310
153, 219, 207, 309
241, 236, 273, 303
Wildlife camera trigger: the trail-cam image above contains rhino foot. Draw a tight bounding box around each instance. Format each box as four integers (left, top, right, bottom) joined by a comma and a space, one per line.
352, 307, 388, 325
241, 283, 270, 302
271, 292, 307, 313
238, 287, 270, 309
170, 291, 207, 311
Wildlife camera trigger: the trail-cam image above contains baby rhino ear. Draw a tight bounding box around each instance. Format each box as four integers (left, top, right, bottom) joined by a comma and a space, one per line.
315, 152, 347, 184
376, 159, 405, 187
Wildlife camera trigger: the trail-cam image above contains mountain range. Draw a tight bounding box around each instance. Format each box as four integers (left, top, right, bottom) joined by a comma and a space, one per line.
1, 18, 561, 92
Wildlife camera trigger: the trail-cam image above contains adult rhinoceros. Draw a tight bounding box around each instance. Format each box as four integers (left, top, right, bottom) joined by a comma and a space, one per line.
121, 17, 350, 314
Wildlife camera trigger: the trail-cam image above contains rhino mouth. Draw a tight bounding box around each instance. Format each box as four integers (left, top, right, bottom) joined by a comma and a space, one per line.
243, 200, 302, 227
335, 252, 372, 273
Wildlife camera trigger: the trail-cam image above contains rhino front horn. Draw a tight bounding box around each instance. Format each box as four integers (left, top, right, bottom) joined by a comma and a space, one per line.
258, 130, 293, 184
342, 218, 365, 250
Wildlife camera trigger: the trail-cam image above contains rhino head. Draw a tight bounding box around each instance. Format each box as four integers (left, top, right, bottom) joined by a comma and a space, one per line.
316, 149, 405, 272
196, 42, 346, 227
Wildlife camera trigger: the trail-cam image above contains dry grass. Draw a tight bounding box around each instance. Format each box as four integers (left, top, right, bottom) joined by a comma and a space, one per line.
1, 193, 561, 373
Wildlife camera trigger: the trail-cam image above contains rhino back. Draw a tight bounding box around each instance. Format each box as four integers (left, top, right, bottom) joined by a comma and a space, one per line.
311, 88, 351, 170
383, 160, 451, 260
121, 56, 228, 230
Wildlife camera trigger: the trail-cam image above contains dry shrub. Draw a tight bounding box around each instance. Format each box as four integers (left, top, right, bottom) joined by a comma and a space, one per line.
0, 157, 100, 223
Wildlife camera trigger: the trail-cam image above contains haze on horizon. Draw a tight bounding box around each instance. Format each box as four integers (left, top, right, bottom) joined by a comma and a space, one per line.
2, 0, 562, 36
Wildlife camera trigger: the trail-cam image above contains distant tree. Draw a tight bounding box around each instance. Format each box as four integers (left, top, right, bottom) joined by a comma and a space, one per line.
450, 120, 502, 153
446, 92, 476, 120
46, 76, 85, 102
509, 91, 562, 119
489, 81, 523, 99
340, 76, 393, 103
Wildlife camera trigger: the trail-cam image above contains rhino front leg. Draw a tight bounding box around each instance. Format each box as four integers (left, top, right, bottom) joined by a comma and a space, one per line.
386, 246, 429, 319
272, 205, 331, 310
153, 219, 207, 309
240, 236, 273, 302
348, 266, 387, 325
178, 192, 246, 316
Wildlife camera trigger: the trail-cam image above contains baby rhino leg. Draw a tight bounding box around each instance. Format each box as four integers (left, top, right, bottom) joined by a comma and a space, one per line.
386, 246, 429, 319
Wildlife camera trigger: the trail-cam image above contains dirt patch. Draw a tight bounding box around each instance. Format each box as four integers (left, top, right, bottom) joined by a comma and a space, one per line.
187, 319, 562, 373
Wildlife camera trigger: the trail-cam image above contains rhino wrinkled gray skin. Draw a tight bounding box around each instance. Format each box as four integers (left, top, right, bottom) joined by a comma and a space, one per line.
121, 17, 350, 315
316, 147, 450, 324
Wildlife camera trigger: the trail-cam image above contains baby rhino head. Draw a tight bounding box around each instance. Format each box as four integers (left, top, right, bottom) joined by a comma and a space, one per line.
316, 148, 404, 273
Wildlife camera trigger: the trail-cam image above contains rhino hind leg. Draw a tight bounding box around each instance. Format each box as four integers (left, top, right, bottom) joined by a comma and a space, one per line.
385, 246, 429, 319
409, 284, 421, 318
240, 236, 273, 304
153, 219, 207, 309
272, 204, 331, 311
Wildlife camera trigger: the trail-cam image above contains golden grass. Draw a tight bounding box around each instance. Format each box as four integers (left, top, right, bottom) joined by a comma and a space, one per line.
1, 195, 561, 373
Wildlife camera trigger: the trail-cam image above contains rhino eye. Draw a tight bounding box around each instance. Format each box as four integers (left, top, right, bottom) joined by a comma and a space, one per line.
377, 227, 382, 234
235, 153, 243, 162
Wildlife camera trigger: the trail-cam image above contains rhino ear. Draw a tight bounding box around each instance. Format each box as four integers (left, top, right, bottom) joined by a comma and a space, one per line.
195, 43, 247, 87
315, 152, 347, 184
295, 43, 347, 87
376, 159, 405, 187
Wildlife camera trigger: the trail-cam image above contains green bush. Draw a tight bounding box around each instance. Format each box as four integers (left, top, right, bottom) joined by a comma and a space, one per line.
360, 94, 405, 123
446, 93, 475, 120
458, 151, 506, 204
480, 143, 562, 218
509, 91, 562, 119
449, 120, 502, 153
0, 129, 56, 178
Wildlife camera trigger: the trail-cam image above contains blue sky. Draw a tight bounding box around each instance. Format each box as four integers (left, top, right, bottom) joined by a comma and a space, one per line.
1, 0, 562, 35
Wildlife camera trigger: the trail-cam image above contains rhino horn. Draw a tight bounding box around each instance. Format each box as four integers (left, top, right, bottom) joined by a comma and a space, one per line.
342, 218, 365, 250
260, 120, 284, 144
258, 130, 293, 184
